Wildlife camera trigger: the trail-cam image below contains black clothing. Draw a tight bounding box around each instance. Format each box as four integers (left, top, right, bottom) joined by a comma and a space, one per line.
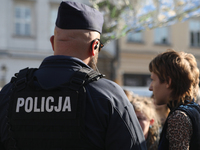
0, 55, 146, 150
158, 100, 200, 150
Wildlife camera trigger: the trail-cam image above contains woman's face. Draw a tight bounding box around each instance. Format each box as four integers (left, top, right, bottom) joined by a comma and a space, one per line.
149, 72, 171, 105
135, 111, 151, 139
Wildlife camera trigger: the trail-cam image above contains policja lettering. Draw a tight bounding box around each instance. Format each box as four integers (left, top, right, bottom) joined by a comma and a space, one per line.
16, 96, 71, 113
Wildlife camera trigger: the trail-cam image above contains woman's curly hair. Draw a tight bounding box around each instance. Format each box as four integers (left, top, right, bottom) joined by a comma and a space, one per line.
130, 96, 161, 150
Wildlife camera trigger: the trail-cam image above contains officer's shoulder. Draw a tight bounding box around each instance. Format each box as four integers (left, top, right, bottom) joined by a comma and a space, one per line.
87, 78, 131, 108
87, 78, 126, 99
90, 78, 122, 90
0, 82, 14, 95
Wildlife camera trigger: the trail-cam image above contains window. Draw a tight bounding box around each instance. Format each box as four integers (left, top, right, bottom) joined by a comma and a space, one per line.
127, 31, 143, 43
154, 26, 170, 45
123, 74, 151, 87
50, 8, 58, 35
15, 6, 31, 36
189, 20, 200, 47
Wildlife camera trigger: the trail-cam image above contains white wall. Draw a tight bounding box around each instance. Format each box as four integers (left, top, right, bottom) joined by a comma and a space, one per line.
0, 56, 45, 84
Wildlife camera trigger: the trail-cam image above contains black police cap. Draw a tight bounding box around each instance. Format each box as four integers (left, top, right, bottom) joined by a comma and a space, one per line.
56, 1, 104, 34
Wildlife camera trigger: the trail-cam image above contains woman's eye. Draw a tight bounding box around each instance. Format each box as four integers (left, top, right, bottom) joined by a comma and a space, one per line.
137, 117, 143, 120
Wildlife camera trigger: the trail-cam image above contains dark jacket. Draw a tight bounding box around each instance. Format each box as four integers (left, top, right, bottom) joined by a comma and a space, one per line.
0, 55, 147, 150
158, 100, 200, 150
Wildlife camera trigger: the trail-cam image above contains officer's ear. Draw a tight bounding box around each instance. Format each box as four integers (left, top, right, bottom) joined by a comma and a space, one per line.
50, 35, 55, 51
90, 40, 99, 56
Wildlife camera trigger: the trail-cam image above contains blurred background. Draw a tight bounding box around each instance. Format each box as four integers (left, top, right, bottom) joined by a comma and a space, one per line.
0, 0, 200, 98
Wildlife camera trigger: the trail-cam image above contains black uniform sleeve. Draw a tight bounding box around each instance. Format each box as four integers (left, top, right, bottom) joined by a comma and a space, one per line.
0, 82, 14, 148
105, 100, 147, 150
85, 79, 147, 150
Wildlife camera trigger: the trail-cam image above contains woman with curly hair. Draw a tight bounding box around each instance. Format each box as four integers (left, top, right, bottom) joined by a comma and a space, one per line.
129, 95, 160, 150
149, 49, 200, 150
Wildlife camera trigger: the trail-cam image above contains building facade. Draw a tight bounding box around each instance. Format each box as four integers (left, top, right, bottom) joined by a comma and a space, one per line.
118, 16, 200, 92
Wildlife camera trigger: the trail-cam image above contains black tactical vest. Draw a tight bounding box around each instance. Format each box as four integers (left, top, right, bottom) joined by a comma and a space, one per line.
6, 67, 103, 150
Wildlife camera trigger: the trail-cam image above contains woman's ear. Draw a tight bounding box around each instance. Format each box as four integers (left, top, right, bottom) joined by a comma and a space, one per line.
50, 35, 54, 51
166, 77, 172, 88
150, 119, 154, 125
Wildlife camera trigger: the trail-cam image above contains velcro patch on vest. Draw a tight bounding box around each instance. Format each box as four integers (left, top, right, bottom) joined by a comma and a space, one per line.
10, 90, 79, 120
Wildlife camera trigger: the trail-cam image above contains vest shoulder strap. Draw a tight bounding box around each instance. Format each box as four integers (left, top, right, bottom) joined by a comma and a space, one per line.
10, 67, 38, 91
12, 67, 103, 91
69, 67, 104, 91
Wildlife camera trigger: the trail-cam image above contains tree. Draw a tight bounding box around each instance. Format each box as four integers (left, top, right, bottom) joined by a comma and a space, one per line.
90, 0, 200, 44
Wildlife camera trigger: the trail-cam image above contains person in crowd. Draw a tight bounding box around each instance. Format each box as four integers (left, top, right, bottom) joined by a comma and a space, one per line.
0, 1, 147, 149
130, 95, 160, 150
124, 89, 135, 100
149, 49, 200, 150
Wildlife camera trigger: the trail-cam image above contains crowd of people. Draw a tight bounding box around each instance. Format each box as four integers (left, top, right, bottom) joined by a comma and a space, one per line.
124, 90, 161, 150
0, 1, 200, 150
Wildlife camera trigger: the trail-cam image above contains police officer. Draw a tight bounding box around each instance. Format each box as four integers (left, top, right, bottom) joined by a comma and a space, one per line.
0, 1, 146, 150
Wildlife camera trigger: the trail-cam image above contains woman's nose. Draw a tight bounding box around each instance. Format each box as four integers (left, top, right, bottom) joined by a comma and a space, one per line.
149, 83, 153, 91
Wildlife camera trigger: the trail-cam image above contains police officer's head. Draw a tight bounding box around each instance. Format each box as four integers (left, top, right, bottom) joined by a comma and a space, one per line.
50, 1, 104, 69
